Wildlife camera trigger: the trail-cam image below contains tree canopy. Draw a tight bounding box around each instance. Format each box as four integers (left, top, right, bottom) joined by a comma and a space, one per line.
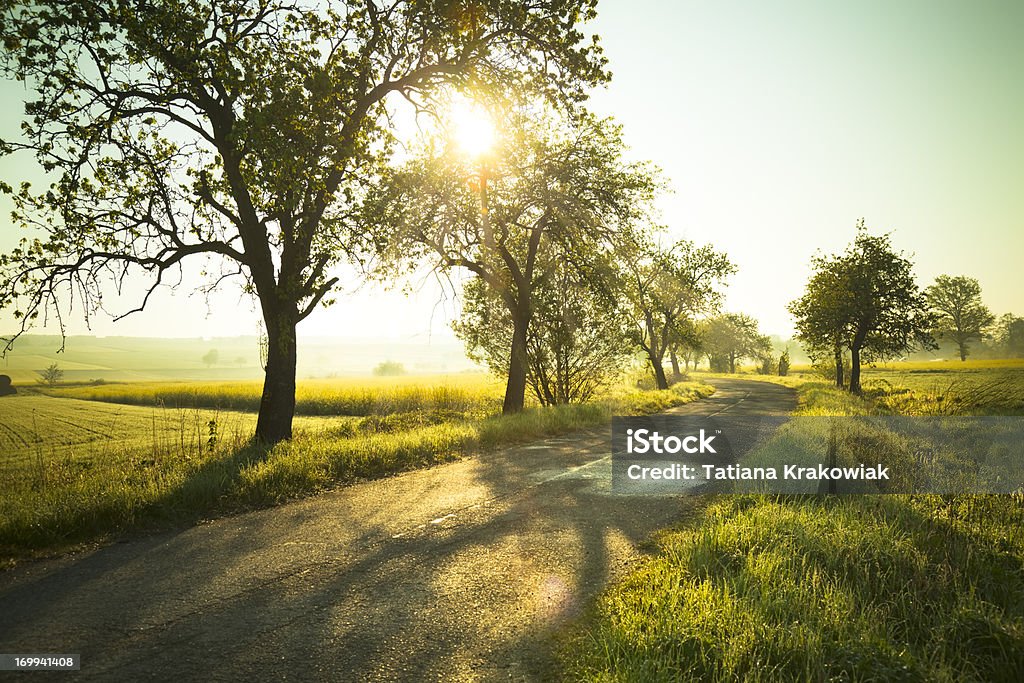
618, 238, 733, 389
790, 221, 934, 393
367, 110, 657, 412
701, 313, 770, 374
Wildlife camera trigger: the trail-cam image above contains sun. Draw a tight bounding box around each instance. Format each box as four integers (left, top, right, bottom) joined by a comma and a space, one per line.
449, 96, 496, 159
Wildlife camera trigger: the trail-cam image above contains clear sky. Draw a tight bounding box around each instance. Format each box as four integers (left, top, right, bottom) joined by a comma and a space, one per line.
1, 0, 1021, 341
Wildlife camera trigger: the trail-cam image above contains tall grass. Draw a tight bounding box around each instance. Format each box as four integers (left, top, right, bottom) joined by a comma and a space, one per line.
564, 369, 1024, 682
566, 494, 1024, 682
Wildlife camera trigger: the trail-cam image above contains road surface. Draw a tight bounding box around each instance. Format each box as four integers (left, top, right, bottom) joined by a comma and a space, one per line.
0, 378, 795, 681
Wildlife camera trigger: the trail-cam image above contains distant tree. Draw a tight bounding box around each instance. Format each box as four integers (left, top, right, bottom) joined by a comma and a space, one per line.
619, 239, 734, 389
370, 113, 658, 412
789, 221, 935, 394
926, 275, 995, 361
702, 314, 770, 373
234, 356, 246, 367
0, 373, 16, 395
201, 349, 219, 368
373, 361, 406, 377
37, 362, 63, 386
0, 0, 610, 444
777, 350, 790, 377
995, 314, 1024, 358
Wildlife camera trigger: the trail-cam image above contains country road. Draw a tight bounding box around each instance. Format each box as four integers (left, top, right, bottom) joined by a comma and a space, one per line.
0, 378, 795, 682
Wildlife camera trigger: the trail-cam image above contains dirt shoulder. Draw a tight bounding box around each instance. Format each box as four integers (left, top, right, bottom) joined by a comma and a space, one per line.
0, 378, 794, 682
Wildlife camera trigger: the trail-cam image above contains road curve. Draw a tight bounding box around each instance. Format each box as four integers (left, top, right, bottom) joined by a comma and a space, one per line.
0, 378, 795, 682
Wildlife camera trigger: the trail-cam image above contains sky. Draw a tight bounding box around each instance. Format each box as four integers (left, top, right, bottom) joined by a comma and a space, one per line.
0, 0, 1021, 342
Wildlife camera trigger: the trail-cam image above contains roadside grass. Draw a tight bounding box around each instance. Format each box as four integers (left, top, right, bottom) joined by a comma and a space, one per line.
0, 379, 714, 566
564, 364, 1024, 682
566, 494, 1024, 682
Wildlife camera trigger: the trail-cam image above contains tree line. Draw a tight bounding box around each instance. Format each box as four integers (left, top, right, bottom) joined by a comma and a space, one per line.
789, 220, 1020, 394
0, 1, 1015, 443
0, 0, 766, 443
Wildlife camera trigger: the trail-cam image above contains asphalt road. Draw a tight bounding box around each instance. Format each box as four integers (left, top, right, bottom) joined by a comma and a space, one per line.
0, 378, 795, 682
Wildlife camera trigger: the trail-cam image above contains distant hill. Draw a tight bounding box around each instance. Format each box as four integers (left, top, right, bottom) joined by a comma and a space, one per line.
0, 334, 478, 383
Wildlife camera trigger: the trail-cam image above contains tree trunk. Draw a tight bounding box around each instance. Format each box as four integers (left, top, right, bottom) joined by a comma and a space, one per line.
503, 309, 530, 414
669, 347, 681, 381
256, 307, 298, 444
958, 343, 967, 361
849, 345, 862, 395
729, 353, 736, 374
650, 353, 669, 390
834, 346, 844, 389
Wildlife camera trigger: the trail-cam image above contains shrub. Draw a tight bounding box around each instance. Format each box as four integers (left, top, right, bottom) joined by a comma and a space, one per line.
372, 360, 406, 377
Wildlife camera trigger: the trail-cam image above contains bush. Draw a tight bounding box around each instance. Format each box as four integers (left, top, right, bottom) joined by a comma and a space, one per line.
372, 360, 406, 377
36, 363, 64, 387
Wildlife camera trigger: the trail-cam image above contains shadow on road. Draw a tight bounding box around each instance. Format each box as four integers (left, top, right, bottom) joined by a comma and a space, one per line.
0, 378, 795, 681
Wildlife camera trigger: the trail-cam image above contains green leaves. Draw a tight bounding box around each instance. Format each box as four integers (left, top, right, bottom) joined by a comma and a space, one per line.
790, 221, 936, 391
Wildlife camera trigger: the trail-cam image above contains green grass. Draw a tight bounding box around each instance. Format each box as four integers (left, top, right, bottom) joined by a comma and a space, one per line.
566, 494, 1024, 682
0, 379, 714, 566
564, 364, 1024, 682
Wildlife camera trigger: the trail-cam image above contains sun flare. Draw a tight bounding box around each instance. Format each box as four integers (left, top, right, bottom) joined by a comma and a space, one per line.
449, 97, 496, 159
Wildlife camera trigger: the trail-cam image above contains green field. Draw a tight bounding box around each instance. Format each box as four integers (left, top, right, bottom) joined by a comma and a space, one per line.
0, 374, 714, 565
565, 364, 1024, 682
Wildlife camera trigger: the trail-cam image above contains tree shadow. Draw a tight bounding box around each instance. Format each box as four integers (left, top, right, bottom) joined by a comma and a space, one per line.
0, 378, 797, 681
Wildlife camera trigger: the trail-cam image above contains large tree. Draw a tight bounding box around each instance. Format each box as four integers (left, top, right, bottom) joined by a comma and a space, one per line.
619, 238, 734, 389
368, 112, 657, 413
0, 0, 608, 443
926, 275, 995, 361
790, 221, 935, 394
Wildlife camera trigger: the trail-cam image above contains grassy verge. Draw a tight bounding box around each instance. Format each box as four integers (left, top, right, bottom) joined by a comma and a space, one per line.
0, 381, 713, 567
566, 494, 1024, 682
563, 371, 1024, 682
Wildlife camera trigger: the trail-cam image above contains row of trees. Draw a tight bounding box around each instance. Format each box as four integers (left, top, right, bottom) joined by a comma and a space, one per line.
0, 0, 620, 443
0, 0, 753, 441
788, 220, 1019, 393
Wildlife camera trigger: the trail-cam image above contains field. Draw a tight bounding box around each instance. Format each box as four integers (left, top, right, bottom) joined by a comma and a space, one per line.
43, 373, 507, 416
700, 357, 1024, 416
565, 362, 1024, 682
0, 334, 478, 382
0, 373, 714, 565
